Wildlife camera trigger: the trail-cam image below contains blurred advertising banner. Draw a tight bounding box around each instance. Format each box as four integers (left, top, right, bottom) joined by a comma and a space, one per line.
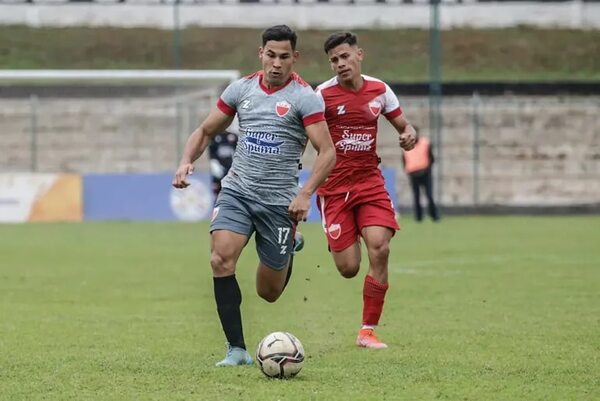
0, 169, 395, 223
82, 168, 395, 222
0, 174, 82, 223
83, 173, 214, 221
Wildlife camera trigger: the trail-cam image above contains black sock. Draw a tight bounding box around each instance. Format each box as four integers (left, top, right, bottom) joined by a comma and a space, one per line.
284, 253, 294, 288
213, 275, 246, 350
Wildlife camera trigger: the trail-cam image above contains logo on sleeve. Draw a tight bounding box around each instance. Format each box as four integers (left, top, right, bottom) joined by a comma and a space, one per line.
276, 101, 291, 117
368, 101, 382, 116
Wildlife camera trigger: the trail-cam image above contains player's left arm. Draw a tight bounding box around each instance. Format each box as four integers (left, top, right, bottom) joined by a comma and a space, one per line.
382, 82, 417, 151
389, 113, 417, 151
288, 121, 336, 222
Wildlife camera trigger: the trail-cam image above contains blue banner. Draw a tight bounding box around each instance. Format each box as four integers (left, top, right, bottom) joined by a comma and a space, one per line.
83, 173, 214, 221
82, 169, 396, 222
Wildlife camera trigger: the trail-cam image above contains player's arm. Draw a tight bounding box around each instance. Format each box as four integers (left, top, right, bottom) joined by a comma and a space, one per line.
302, 121, 336, 195
389, 113, 417, 151
172, 108, 234, 188
288, 121, 336, 222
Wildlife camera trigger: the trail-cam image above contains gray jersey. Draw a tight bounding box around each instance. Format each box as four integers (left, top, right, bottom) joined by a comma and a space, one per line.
216, 71, 325, 206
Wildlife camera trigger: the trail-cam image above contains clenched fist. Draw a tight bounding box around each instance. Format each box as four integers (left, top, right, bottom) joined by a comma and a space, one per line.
399, 131, 416, 151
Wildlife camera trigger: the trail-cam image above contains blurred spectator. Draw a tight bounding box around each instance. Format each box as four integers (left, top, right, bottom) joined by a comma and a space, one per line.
402, 126, 440, 222
208, 131, 237, 199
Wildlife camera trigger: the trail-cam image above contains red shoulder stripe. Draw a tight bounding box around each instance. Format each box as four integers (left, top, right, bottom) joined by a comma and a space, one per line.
217, 98, 236, 116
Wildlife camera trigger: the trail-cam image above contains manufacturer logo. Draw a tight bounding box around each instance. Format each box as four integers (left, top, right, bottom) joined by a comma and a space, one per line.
276, 101, 291, 117
337, 105, 346, 115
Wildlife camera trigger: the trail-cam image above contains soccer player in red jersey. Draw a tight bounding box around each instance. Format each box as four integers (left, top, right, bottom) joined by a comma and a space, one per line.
315, 32, 417, 349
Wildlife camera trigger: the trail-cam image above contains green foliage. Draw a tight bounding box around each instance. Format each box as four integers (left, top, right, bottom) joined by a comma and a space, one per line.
1, 217, 599, 400
1, 26, 599, 82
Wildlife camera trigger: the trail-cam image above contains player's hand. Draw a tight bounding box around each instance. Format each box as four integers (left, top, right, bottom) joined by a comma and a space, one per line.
399, 131, 416, 151
172, 163, 194, 188
288, 191, 311, 222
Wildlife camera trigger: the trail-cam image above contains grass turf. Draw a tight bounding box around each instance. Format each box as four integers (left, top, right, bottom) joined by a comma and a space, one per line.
1, 26, 599, 82
1, 217, 599, 400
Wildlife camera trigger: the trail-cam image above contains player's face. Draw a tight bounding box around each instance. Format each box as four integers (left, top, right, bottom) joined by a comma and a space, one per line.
327, 43, 364, 83
259, 40, 299, 88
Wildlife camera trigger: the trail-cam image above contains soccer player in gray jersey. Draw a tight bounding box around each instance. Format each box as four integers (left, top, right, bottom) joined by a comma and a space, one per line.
172, 25, 336, 367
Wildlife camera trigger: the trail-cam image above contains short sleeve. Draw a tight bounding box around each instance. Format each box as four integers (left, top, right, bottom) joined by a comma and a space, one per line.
216, 80, 242, 116
382, 83, 402, 119
298, 89, 326, 127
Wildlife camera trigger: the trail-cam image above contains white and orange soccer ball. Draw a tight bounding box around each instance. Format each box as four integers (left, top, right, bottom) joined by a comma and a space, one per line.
255, 331, 305, 379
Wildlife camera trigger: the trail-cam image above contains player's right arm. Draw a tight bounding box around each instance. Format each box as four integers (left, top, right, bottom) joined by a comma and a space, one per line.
172, 108, 234, 189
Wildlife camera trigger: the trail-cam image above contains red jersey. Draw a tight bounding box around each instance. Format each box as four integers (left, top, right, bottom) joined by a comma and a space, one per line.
315, 75, 403, 195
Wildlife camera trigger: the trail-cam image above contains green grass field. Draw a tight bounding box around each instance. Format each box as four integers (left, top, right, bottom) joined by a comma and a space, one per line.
1, 217, 599, 401
2, 26, 599, 81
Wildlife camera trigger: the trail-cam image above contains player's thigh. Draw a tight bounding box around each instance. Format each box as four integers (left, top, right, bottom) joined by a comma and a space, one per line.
210, 188, 254, 236
252, 203, 295, 271
210, 230, 249, 276
209, 189, 254, 275
356, 189, 399, 234
317, 194, 360, 254
331, 242, 361, 276
252, 204, 295, 298
361, 225, 394, 253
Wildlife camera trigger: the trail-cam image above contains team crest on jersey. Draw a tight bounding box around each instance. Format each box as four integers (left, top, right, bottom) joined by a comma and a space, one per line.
368, 101, 382, 116
211, 207, 220, 222
275, 101, 291, 117
327, 223, 342, 240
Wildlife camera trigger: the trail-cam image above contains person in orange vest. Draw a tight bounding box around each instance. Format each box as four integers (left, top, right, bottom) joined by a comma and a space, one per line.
402, 126, 440, 222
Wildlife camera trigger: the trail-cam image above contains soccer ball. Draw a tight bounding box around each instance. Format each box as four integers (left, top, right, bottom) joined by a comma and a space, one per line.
255, 331, 305, 379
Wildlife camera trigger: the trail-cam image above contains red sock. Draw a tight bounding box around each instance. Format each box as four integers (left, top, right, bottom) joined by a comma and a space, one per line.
362, 275, 389, 326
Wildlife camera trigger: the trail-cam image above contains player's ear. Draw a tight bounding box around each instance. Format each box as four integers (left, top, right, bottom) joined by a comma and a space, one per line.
258, 47, 264, 59
357, 47, 364, 61
293, 50, 300, 63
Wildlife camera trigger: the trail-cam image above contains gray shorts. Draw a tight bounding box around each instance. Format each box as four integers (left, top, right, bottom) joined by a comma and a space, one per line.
210, 188, 295, 270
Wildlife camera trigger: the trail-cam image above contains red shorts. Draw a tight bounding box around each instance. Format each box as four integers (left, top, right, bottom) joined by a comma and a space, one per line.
317, 185, 400, 252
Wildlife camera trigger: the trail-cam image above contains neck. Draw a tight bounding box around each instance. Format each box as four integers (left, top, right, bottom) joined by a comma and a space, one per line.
339, 74, 363, 92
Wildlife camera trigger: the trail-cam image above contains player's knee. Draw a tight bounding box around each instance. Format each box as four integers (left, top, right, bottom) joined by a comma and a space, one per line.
369, 240, 390, 261
210, 251, 234, 276
337, 262, 360, 279
257, 287, 281, 303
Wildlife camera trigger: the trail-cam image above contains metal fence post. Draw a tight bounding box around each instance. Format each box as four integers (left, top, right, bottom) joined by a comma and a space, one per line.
29, 94, 39, 172
172, 0, 182, 69
175, 97, 183, 167
429, 0, 443, 207
471, 92, 481, 205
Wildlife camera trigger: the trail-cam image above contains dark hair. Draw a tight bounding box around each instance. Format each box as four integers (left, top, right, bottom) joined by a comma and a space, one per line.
262, 25, 297, 51
323, 32, 358, 54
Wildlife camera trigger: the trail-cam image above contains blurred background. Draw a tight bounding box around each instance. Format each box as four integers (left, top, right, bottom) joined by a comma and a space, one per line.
0, 0, 599, 222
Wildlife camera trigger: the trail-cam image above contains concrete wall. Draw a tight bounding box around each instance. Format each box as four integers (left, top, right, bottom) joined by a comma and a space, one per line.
2, 93, 599, 207
1, 2, 600, 29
